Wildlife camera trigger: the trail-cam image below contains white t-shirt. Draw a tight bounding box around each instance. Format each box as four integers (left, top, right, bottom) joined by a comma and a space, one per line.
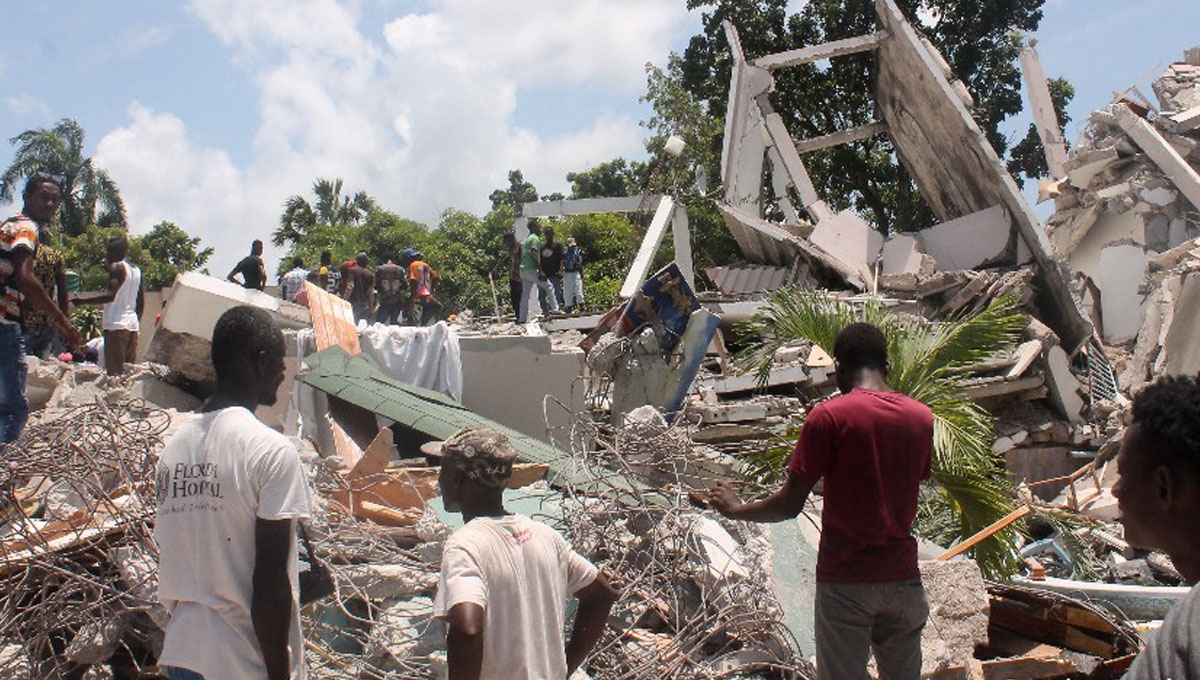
434, 514, 599, 680
154, 407, 312, 680
1125, 580, 1200, 680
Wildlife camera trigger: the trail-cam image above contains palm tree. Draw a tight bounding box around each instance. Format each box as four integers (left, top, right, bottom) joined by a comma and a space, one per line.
273, 177, 377, 246
1, 118, 126, 236
737, 290, 1027, 578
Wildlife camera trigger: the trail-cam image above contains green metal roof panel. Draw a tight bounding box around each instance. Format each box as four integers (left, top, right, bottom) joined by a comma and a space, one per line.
302, 346, 560, 464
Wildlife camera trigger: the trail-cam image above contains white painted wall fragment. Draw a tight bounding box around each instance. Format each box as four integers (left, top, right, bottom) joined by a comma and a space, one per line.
917, 205, 1010, 271
1019, 40, 1068, 178
1097, 243, 1150, 345
1163, 273, 1200, 377
879, 233, 924, 276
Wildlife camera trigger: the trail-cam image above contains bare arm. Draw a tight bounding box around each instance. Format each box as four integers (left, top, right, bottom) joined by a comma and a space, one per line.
252, 518, 294, 680
227, 265, 241, 284
12, 250, 79, 347
135, 279, 144, 318
708, 471, 815, 523
72, 262, 124, 305
565, 573, 618, 676
256, 261, 266, 290
446, 602, 485, 680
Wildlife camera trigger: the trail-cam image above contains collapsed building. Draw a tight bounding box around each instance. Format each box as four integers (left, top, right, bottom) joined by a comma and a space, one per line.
2, 1, 1198, 678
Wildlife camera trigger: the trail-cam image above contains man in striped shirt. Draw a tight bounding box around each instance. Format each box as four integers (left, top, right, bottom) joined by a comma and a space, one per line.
1, 173, 81, 444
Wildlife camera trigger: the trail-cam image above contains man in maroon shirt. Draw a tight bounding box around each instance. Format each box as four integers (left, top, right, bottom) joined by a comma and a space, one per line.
709, 322, 933, 680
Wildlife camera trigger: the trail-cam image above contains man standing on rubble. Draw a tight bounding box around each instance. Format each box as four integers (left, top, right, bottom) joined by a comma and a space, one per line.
708, 322, 933, 680
502, 232, 522, 319
1, 173, 81, 444
339, 251, 374, 323
374, 252, 405, 325
435, 426, 618, 680
72, 236, 144, 376
1115, 374, 1200, 679
228, 239, 267, 291
517, 219, 559, 323
155, 306, 310, 680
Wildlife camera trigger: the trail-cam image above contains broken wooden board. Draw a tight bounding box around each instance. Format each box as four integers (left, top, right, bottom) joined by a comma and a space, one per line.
304, 281, 360, 355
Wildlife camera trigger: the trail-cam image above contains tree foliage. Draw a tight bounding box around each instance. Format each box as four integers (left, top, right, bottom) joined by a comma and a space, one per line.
274, 177, 377, 247
1, 119, 126, 236
137, 221, 214, 289
738, 290, 1028, 578
675, 0, 1071, 234
55, 221, 212, 291
488, 170, 540, 212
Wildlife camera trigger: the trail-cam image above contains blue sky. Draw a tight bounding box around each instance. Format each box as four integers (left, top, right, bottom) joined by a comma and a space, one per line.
1, 0, 1197, 274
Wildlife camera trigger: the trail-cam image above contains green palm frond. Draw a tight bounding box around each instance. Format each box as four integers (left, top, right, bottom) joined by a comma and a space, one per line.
734, 289, 1027, 578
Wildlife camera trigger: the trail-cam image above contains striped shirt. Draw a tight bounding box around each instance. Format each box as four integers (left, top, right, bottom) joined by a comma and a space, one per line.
0, 215, 40, 325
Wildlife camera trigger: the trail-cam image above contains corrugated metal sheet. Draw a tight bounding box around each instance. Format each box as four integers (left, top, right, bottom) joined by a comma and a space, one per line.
705, 264, 795, 295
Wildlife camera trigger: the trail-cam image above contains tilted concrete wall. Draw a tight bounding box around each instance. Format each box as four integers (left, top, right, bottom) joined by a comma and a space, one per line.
458, 334, 586, 444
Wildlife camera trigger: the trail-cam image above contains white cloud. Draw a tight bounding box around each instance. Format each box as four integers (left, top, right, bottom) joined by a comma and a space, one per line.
5, 93, 50, 118
97, 0, 692, 274
120, 25, 173, 57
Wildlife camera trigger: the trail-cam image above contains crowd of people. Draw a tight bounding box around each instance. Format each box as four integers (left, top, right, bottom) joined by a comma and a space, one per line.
266, 244, 444, 327
510, 218, 585, 324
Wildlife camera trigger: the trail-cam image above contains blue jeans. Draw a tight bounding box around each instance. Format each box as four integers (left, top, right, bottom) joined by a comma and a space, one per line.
165, 667, 206, 680
0, 324, 29, 446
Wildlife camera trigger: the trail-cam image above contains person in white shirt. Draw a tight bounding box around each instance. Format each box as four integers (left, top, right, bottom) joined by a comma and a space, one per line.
154, 306, 311, 680
72, 236, 143, 375
1114, 374, 1200, 679
279, 257, 308, 303
434, 426, 618, 680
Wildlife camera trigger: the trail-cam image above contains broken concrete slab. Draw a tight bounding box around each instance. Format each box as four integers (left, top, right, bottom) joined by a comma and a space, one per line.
147, 272, 310, 391
810, 209, 884, 285
1097, 242, 1150, 345
917, 205, 1011, 272
879, 233, 926, 276
1162, 271, 1200, 376
1043, 345, 1085, 423
1113, 105, 1200, 212
1064, 147, 1121, 190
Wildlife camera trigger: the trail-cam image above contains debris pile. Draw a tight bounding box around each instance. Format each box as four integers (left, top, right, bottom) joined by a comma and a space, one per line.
1044, 46, 1200, 391
556, 407, 813, 679
0, 400, 170, 678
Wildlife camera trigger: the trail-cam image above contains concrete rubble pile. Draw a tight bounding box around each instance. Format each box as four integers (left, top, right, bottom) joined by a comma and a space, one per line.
1044, 45, 1200, 394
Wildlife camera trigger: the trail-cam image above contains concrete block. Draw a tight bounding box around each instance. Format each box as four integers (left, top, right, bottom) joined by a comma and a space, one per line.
458, 334, 586, 443
147, 272, 310, 391
1064, 146, 1120, 189
1042, 345, 1085, 423
879, 233, 925, 276
1140, 186, 1179, 206
917, 205, 1010, 271
1097, 243, 1150, 344
810, 210, 883, 282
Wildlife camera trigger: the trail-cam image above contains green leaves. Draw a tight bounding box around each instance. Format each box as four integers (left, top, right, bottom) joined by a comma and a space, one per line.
736, 289, 1027, 577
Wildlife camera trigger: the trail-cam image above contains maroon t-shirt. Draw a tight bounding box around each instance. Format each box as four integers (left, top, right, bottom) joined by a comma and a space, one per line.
787, 388, 933, 583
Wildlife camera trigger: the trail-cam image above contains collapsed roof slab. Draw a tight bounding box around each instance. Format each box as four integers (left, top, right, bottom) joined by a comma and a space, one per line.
873, 0, 1092, 351
1113, 105, 1200, 213
1163, 272, 1200, 376
917, 205, 1011, 271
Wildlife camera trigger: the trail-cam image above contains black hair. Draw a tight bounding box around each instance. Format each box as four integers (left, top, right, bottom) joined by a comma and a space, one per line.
320, 250, 332, 265
832, 322, 888, 372
251, 239, 263, 252
1132, 374, 1200, 482
107, 235, 128, 258
211, 306, 283, 380
355, 252, 368, 267
292, 257, 304, 268
23, 172, 63, 199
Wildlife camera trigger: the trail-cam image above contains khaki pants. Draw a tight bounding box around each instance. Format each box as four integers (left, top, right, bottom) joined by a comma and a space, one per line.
814, 580, 928, 680
103, 329, 138, 376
